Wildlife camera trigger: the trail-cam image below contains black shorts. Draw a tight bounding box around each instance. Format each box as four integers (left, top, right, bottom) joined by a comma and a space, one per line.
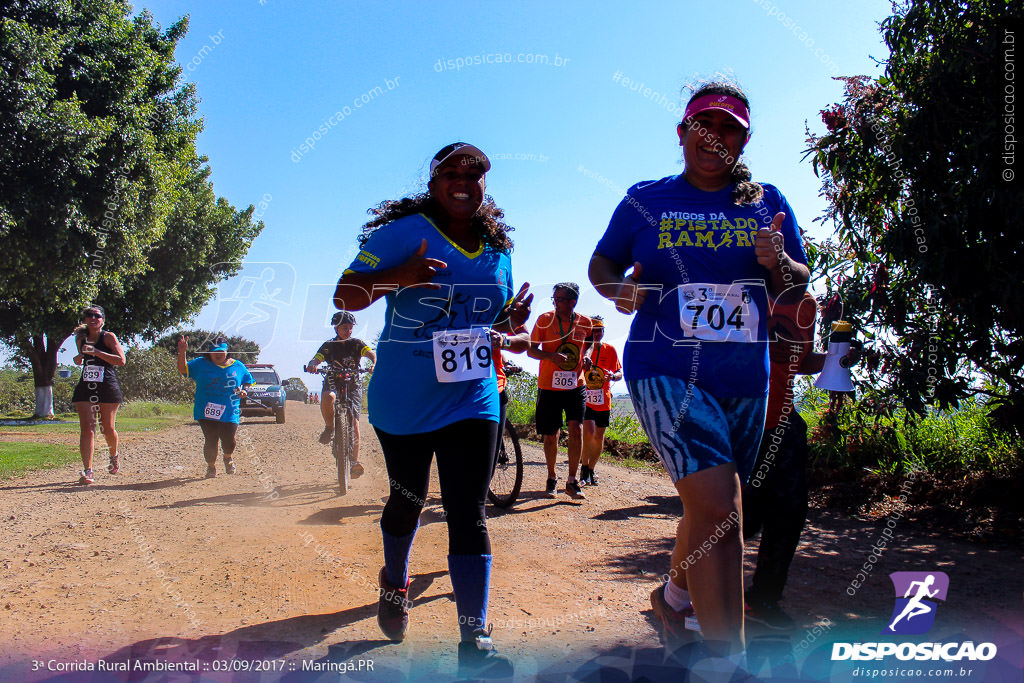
535, 386, 585, 435
72, 377, 122, 404
322, 376, 361, 414
584, 406, 610, 428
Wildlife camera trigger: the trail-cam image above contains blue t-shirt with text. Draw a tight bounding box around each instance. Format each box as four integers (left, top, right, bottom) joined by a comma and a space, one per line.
595, 175, 807, 398
185, 358, 254, 423
346, 213, 514, 434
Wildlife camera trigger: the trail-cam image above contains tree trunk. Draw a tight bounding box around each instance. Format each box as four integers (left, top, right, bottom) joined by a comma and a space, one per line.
34, 385, 54, 418
22, 332, 67, 418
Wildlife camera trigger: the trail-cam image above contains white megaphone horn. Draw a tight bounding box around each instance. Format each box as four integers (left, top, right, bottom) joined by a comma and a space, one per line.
814, 321, 855, 392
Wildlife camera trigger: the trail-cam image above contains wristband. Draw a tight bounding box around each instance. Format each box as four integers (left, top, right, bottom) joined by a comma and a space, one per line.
501, 334, 512, 349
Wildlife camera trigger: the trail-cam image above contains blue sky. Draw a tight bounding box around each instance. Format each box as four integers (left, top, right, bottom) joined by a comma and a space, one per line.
74, 0, 893, 386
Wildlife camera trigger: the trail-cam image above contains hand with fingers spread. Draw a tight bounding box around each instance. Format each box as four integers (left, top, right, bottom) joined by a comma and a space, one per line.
755, 212, 786, 271
505, 282, 534, 330
614, 262, 647, 314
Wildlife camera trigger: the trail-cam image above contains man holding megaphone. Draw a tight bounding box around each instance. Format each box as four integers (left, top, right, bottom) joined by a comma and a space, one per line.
742, 292, 861, 630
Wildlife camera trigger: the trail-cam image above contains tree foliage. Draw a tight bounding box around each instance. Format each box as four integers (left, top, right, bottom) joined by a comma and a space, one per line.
804, 0, 1023, 434
0, 0, 263, 413
116, 345, 193, 403
152, 330, 260, 360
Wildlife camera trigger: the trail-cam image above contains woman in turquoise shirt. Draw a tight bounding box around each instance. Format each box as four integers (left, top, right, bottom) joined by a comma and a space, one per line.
176, 335, 253, 478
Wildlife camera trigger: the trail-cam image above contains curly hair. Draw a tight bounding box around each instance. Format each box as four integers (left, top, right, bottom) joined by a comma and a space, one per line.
681, 79, 764, 206
359, 191, 514, 253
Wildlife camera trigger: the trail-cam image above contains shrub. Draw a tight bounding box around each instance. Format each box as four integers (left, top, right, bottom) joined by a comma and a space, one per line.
117, 346, 195, 403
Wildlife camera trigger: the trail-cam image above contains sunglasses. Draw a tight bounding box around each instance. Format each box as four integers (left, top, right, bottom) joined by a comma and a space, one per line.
552, 297, 573, 303
83, 311, 103, 319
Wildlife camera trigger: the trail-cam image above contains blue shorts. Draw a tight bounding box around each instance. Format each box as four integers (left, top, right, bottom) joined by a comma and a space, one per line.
628, 376, 767, 484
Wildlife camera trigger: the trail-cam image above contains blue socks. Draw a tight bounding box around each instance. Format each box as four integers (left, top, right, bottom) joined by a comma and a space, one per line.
381, 526, 417, 587
448, 553, 492, 641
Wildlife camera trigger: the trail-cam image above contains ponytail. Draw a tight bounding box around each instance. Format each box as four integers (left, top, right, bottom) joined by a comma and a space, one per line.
730, 161, 763, 206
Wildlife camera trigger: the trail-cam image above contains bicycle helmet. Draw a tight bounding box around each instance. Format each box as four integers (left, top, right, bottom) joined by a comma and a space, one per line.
331, 311, 356, 326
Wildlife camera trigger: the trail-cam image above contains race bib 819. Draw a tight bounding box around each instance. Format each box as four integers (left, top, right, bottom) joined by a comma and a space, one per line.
433, 328, 492, 383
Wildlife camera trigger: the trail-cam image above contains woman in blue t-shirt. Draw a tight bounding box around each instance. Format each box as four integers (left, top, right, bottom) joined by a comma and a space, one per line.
176, 335, 254, 478
334, 143, 531, 678
589, 82, 809, 668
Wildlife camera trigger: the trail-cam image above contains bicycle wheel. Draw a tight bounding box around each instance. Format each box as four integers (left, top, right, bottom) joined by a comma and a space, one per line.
334, 408, 351, 496
488, 422, 523, 507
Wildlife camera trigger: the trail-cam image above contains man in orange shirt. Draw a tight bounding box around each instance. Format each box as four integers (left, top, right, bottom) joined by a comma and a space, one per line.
528, 283, 592, 499
580, 317, 622, 486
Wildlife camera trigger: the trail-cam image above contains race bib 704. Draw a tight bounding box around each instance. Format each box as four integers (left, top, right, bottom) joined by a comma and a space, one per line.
678, 282, 761, 343
433, 328, 492, 383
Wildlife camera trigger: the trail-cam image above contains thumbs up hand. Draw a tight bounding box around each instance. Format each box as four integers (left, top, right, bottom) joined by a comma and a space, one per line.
755, 212, 786, 271
397, 238, 448, 289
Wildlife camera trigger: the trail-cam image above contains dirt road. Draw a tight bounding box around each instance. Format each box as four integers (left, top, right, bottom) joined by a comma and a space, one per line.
1, 403, 1019, 681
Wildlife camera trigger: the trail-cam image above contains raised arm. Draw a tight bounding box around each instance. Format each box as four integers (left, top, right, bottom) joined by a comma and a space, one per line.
176, 335, 189, 375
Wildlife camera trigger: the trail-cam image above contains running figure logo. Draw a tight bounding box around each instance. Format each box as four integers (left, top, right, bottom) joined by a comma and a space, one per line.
883, 571, 949, 635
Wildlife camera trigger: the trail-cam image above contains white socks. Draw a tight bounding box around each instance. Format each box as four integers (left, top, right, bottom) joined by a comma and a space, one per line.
664, 580, 692, 611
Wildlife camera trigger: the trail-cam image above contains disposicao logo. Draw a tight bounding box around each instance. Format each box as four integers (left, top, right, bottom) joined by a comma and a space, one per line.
884, 571, 949, 635
831, 570, 998, 662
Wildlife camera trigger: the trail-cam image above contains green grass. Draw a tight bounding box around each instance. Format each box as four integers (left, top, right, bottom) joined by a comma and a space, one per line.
0, 401, 193, 434
0, 442, 80, 480
605, 413, 648, 444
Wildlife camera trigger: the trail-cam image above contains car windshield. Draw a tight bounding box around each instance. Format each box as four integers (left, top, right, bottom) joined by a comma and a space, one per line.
250, 371, 279, 385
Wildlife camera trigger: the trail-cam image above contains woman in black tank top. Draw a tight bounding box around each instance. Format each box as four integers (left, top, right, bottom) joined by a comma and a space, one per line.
71, 305, 126, 485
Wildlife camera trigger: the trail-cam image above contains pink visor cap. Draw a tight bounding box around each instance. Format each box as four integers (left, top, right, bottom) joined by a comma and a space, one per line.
683, 94, 750, 129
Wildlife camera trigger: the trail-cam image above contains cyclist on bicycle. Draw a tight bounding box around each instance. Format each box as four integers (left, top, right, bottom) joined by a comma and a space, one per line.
305, 311, 376, 476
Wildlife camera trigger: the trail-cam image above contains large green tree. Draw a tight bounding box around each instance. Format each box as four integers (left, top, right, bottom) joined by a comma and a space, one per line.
0, 1, 262, 415
805, 0, 1023, 434
152, 330, 260, 360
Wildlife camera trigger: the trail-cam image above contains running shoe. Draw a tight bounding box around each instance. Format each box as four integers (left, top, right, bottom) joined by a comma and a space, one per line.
589, 469, 600, 486
205, 465, 217, 479
650, 584, 701, 654
544, 478, 558, 499
745, 599, 796, 631
579, 465, 592, 485
350, 461, 364, 478
107, 454, 119, 475
317, 427, 334, 445
566, 479, 586, 500
224, 458, 236, 475
79, 469, 94, 485
376, 567, 410, 642
458, 626, 514, 679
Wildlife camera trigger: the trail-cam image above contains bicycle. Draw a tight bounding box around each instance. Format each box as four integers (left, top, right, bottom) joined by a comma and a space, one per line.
314, 363, 370, 496
488, 361, 524, 508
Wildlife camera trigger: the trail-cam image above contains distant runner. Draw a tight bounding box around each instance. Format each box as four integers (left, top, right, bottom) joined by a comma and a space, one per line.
177, 335, 253, 478
580, 317, 622, 486
71, 305, 126, 485
528, 283, 592, 500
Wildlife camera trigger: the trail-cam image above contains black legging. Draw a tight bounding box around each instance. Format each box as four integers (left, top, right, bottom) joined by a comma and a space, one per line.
742, 412, 809, 604
375, 418, 499, 556
199, 419, 238, 464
